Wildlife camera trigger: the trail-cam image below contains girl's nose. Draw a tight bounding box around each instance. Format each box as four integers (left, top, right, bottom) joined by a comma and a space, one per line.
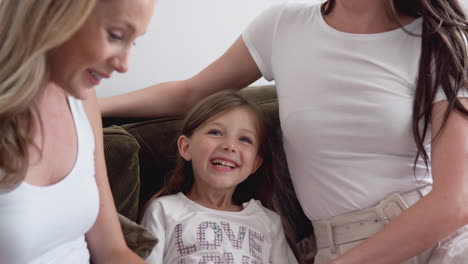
223, 146, 235, 152
222, 141, 236, 153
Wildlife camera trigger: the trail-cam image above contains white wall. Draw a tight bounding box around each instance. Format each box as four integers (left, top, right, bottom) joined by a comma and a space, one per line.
97, 0, 300, 98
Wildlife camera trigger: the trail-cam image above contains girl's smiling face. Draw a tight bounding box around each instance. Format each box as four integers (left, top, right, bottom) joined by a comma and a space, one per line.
178, 107, 263, 196
48, 0, 155, 99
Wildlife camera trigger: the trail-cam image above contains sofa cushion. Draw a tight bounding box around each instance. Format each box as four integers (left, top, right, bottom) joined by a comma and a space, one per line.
103, 125, 141, 222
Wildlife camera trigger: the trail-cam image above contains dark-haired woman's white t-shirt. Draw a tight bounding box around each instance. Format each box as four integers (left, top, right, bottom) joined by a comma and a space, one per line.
242, 2, 468, 221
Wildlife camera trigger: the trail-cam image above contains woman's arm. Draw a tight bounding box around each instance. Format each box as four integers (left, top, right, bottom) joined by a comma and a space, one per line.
83, 89, 146, 264
99, 36, 262, 118
331, 98, 468, 264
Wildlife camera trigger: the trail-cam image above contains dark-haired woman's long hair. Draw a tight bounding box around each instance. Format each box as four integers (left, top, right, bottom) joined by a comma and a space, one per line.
323, 0, 468, 171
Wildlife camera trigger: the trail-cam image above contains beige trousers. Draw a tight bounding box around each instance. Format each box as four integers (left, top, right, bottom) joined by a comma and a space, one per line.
312, 185, 468, 264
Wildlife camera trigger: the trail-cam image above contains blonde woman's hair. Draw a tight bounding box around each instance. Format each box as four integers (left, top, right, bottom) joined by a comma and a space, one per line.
0, 0, 97, 189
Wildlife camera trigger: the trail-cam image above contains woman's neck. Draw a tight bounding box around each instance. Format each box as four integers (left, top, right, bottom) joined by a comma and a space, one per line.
324, 0, 417, 34
36, 82, 67, 105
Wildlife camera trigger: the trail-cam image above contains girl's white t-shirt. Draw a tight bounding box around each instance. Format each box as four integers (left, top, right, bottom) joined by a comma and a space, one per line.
141, 193, 298, 264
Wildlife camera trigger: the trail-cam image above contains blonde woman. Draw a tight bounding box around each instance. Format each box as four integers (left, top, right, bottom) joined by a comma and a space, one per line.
101, 0, 468, 263
0, 0, 155, 263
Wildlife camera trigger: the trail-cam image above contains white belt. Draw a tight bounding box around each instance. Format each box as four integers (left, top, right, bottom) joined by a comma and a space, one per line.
312, 185, 432, 253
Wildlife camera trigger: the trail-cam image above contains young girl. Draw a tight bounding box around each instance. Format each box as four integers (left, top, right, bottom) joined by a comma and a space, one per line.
141, 91, 299, 264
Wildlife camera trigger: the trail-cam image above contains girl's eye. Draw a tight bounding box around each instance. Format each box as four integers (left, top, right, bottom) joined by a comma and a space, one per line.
208, 130, 222, 136
239, 136, 253, 144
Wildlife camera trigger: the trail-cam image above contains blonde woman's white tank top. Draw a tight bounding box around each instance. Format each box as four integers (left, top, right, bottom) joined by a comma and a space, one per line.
0, 96, 99, 264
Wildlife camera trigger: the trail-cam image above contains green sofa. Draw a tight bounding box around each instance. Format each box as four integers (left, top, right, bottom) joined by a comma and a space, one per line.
102, 85, 314, 262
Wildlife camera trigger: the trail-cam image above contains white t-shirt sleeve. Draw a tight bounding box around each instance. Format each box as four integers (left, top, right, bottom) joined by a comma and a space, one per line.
434, 86, 468, 103
242, 4, 284, 81
264, 210, 299, 264
270, 230, 298, 264
141, 200, 166, 263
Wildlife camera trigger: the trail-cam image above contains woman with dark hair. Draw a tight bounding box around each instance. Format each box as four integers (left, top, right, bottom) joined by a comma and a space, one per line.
100, 0, 468, 263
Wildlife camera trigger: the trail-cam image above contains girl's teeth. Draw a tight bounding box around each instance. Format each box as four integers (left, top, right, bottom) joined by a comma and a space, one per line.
214, 164, 234, 169
212, 159, 236, 168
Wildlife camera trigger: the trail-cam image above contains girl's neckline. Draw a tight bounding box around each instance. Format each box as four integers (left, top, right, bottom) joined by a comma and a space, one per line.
178, 192, 256, 215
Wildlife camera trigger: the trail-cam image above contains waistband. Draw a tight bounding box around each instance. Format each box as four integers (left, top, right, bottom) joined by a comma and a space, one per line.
312, 185, 432, 253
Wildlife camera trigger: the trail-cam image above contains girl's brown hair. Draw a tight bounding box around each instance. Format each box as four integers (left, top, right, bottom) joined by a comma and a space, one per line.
323, 0, 468, 171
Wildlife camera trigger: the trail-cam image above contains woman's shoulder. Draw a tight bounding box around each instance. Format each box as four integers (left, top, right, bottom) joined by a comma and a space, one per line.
258, 1, 322, 27
274, 1, 321, 15
284, 1, 322, 11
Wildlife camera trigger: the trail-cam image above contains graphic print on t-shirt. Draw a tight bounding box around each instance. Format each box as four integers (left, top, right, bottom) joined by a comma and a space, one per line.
173, 220, 266, 264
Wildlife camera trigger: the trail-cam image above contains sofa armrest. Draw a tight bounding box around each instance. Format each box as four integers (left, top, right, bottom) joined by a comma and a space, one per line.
103, 125, 141, 222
